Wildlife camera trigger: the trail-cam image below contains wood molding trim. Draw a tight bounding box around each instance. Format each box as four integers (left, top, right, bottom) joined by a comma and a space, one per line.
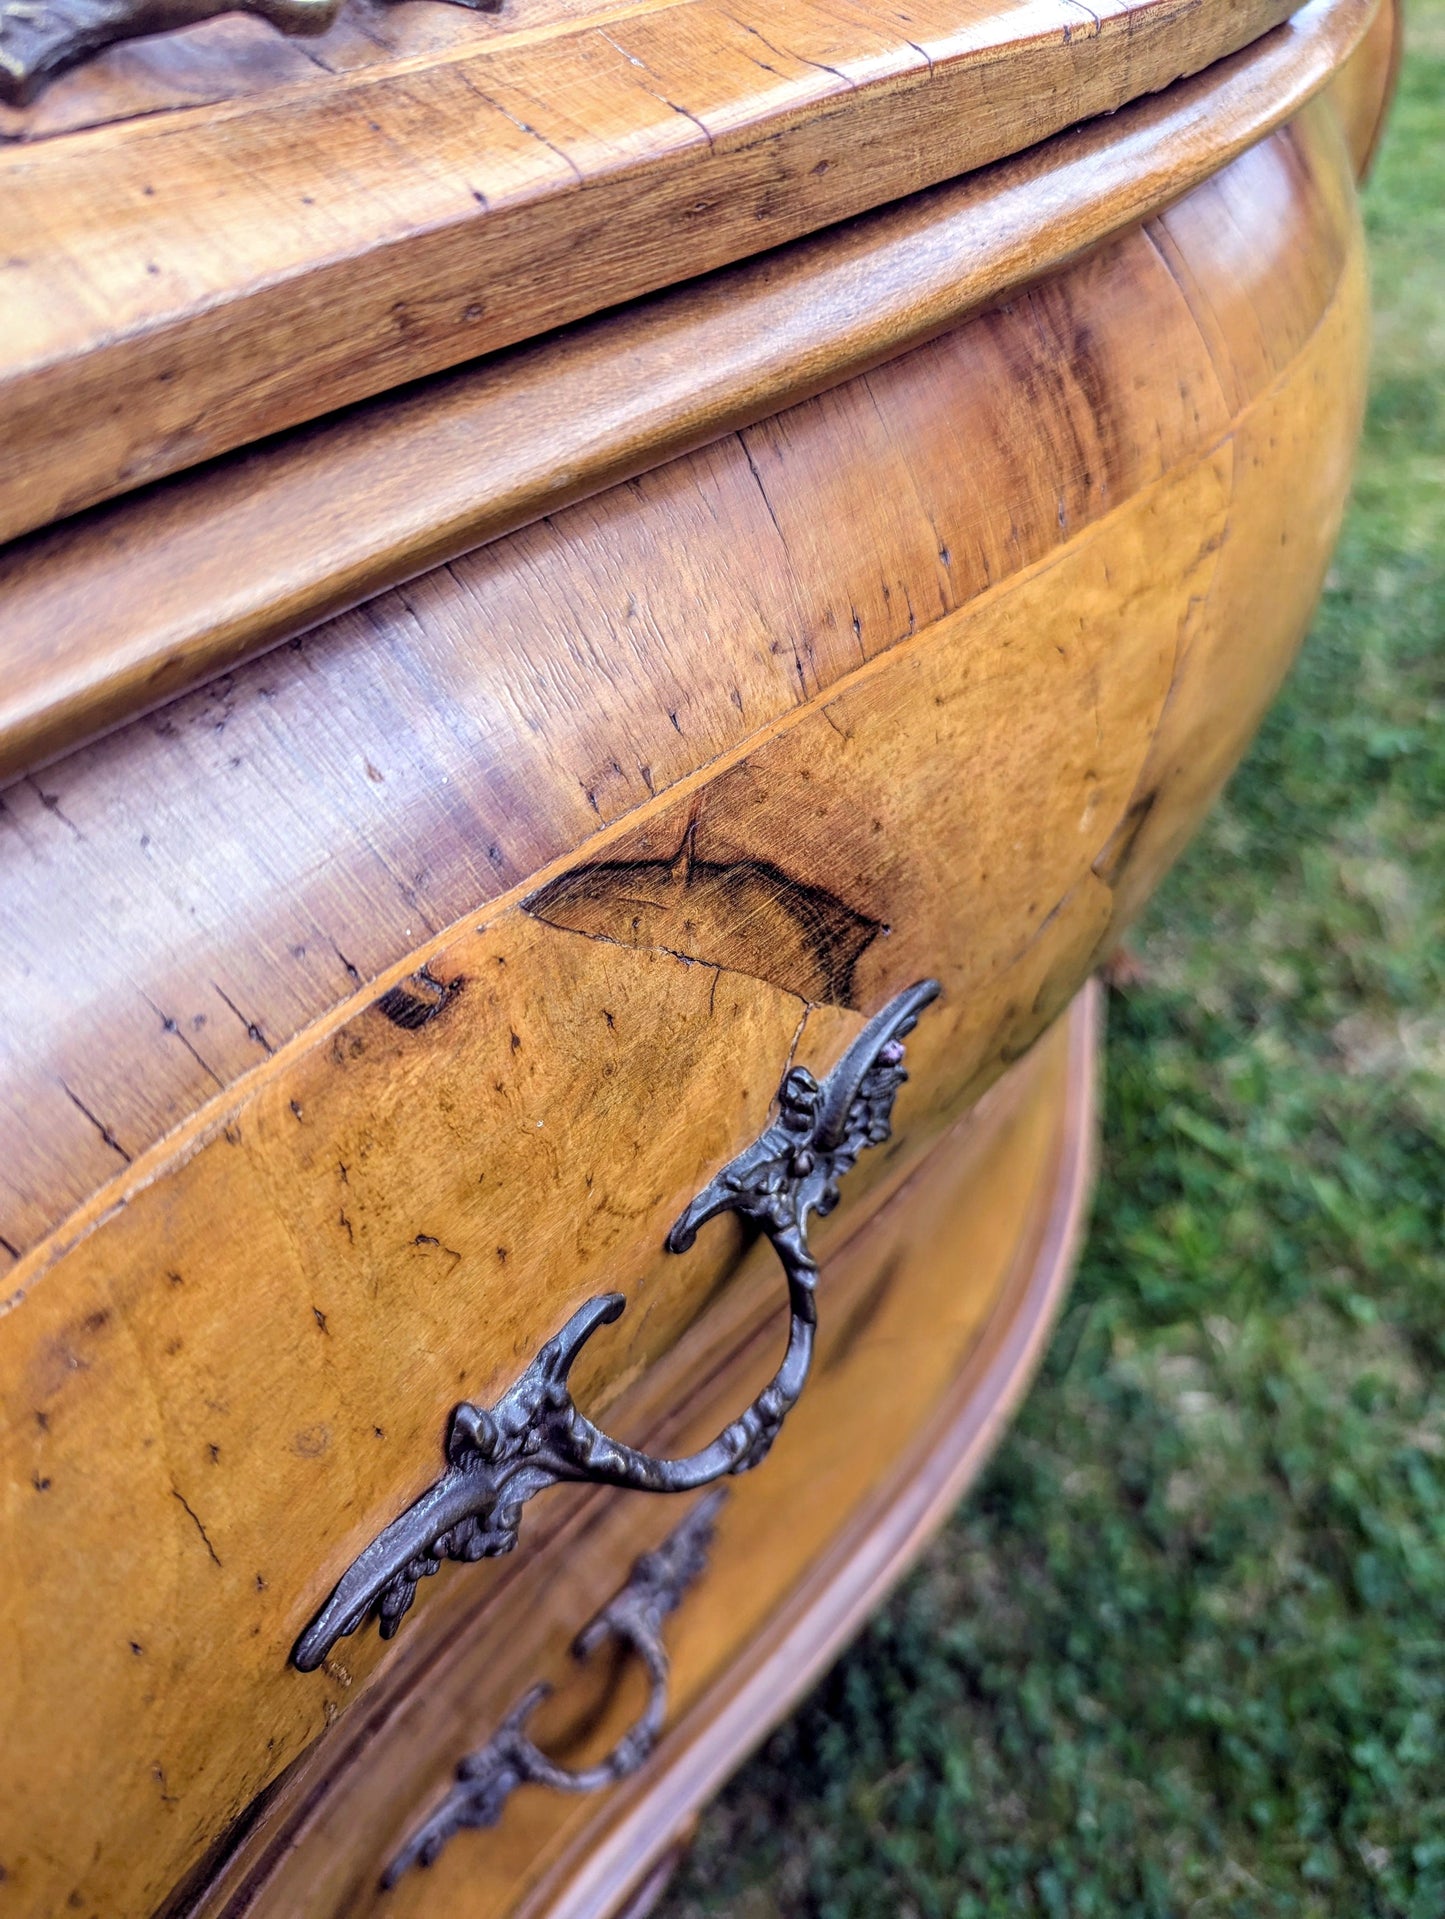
0, 0, 1380, 787
0, 99, 1368, 1275
1327, 0, 1400, 176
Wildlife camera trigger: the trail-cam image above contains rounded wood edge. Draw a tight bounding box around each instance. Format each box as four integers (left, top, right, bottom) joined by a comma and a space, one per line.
0, 0, 1380, 789
0, 0, 1295, 549
532, 983, 1103, 1919
1328, 0, 1401, 177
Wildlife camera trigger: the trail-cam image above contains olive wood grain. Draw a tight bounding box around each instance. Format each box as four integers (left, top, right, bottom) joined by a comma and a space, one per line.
0, 0, 1302, 546
0, 0, 1379, 785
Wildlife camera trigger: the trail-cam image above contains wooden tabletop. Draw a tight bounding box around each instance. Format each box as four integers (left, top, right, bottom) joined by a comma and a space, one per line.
0, 0, 1382, 787
0, 0, 1300, 546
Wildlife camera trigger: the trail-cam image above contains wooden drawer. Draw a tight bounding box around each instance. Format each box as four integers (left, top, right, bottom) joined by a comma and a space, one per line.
176, 992, 1098, 1919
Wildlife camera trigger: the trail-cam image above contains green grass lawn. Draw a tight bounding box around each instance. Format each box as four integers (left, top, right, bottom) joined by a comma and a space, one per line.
659, 14, 1445, 1916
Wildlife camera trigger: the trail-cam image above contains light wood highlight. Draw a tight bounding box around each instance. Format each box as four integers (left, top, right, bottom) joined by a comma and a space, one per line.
0, 0, 1379, 784
0, 0, 1303, 546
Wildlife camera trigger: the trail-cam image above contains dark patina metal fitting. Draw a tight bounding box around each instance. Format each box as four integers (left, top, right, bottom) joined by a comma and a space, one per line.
0, 0, 502, 111
292, 978, 940, 1674
381, 1488, 727, 1886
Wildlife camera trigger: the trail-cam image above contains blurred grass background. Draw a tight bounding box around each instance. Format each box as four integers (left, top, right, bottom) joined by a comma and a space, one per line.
658, 8, 1444, 1915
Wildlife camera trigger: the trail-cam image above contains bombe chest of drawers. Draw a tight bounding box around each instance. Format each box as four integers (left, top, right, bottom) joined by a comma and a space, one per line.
0, 0, 1397, 1911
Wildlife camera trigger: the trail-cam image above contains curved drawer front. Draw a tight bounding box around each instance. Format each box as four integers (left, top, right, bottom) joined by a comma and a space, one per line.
183, 995, 1098, 1919
285, 979, 940, 1679
0, 0, 1303, 544
0, 100, 1365, 1919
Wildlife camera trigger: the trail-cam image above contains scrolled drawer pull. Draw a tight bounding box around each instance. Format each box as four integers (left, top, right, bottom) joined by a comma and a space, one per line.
381, 1488, 726, 1886
292, 979, 939, 1673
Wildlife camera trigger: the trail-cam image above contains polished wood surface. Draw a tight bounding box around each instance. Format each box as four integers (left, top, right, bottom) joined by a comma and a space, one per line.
0, 0, 1303, 545
0, 0, 1390, 1897
0, 93, 1366, 1263
181, 991, 1098, 1919
0, 0, 1380, 785
1327, 0, 1399, 172
0, 87, 1368, 1918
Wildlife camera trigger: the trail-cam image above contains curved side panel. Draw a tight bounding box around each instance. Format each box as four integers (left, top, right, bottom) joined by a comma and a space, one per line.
1328, 0, 1402, 175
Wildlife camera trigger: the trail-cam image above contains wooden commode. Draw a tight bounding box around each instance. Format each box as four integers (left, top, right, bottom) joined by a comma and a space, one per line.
0, 0, 1398, 1911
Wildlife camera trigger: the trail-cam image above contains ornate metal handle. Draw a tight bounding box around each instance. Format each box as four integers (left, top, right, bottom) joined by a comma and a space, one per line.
381, 1488, 726, 1887
292, 979, 939, 1673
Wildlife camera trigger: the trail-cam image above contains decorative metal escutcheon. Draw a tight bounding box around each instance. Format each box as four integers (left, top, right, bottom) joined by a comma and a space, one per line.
291, 978, 940, 1674
382, 1488, 727, 1886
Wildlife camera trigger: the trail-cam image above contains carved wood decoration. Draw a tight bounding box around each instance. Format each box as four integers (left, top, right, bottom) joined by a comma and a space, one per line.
0, 0, 497, 105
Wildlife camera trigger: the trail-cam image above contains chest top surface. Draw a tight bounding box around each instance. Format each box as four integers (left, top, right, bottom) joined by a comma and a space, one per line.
1, 0, 1300, 548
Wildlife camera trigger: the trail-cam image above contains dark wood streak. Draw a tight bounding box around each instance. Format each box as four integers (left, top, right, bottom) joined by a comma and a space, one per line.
524, 826, 882, 1009
374, 970, 465, 1033
822, 1250, 903, 1377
